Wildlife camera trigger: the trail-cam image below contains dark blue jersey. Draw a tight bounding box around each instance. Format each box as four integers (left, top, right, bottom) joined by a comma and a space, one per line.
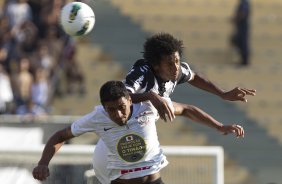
123, 59, 194, 97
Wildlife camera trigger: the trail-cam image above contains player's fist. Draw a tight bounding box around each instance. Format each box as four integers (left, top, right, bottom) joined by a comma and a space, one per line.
32, 165, 50, 181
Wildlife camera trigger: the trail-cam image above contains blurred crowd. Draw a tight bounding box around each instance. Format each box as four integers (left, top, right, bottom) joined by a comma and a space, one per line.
0, 0, 86, 116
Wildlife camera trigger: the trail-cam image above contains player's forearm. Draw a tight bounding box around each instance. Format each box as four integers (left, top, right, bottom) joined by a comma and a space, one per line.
130, 91, 157, 103
38, 133, 65, 166
189, 73, 225, 98
38, 128, 73, 166
182, 105, 223, 130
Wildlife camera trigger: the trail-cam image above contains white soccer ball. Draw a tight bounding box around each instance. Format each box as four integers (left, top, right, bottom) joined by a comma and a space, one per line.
60, 2, 95, 36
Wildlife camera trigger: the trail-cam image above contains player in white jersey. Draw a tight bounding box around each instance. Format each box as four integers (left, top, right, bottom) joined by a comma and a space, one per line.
32, 81, 244, 184
33, 81, 168, 183
93, 33, 252, 184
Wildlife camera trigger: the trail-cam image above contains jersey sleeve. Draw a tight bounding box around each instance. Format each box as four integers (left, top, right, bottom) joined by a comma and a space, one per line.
71, 108, 99, 136
123, 60, 151, 93
177, 62, 195, 84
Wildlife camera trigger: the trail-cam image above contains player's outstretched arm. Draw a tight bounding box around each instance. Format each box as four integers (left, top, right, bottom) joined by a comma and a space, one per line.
188, 73, 256, 102
173, 102, 244, 138
32, 126, 75, 181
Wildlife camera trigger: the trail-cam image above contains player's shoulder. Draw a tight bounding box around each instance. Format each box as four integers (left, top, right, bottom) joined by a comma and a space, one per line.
180, 61, 194, 76
180, 62, 191, 70
88, 105, 110, 122
133, 59, 149, 67
177, 61, 195, 84
132, 59, 152, 73
126, 59, 155, 81
94, 105, 105, 113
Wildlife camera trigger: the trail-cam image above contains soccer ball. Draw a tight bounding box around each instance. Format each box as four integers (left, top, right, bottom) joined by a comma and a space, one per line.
60, 2, 95, 36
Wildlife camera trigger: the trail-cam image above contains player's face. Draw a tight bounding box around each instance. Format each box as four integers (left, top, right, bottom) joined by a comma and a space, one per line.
154, 52, 181, 81
103, 96, 132, 126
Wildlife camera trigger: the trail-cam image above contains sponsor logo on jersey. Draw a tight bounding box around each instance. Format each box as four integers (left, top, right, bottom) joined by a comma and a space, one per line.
104, 127, 114, 131
117, 133, 146, 162
120, 165, 152, 174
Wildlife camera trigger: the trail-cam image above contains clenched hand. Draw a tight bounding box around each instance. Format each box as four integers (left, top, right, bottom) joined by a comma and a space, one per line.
218, 124, 245, 138
149, 92, 175, 122
33, 165, 50, 181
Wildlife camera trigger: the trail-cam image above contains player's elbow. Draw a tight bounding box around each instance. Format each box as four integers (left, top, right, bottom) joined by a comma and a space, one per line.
53, 127, 73, 144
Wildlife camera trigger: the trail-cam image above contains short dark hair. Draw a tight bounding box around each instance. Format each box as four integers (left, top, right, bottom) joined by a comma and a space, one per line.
143, 33, 184, 66
100, 81, 130, 104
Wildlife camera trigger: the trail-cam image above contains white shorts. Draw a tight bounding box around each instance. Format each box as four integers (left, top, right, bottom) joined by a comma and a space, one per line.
93, 139, 110, 184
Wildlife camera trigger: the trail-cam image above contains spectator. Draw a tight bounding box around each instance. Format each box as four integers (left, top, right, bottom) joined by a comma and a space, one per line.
0, 64, 13, 113
12, 57, 33, 106
44, 26, 64, 65
4, 0, 32, 31
0, 15, 13, 73
31, 67, 50, 109
39, 0, 64, 38
31, 42, 55, 76
15, 20, 38, 56
230, 0, 251, 66
16, 98, 47, 122
0, 0, 81, 115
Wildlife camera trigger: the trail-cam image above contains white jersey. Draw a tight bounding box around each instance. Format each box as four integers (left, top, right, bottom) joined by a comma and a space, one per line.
71, 101, 168, 181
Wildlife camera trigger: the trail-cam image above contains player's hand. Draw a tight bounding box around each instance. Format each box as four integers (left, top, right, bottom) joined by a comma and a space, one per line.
217, 124, 244, 138
221, 87, 256, 102
32, 165, 50, 181
148, 92, 175, 122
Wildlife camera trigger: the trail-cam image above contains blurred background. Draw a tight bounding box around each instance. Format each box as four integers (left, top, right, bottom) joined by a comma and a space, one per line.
0, 0, 282, 183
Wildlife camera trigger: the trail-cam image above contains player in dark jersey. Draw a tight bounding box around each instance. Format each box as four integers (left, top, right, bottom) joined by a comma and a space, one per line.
124, 33, 256, 122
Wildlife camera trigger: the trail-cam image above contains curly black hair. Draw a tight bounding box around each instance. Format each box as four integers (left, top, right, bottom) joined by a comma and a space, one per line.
100, 81, 130, 104
143, 33, 184, 66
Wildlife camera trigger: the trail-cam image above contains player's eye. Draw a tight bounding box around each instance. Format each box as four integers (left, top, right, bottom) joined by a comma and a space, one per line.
119, 105, 126, 111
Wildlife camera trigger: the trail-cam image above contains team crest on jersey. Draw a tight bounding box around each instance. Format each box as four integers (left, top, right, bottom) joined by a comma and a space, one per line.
135, 111, 153, 126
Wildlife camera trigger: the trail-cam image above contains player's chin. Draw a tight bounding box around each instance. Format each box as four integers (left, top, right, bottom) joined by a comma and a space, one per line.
115, 119, 127, 126
170, 75, 178, 81
171, 73, 179, 81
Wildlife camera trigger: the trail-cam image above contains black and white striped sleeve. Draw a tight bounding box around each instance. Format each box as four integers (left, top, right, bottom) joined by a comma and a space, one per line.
177, 62, 195, 84
123, 61, 151, 93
